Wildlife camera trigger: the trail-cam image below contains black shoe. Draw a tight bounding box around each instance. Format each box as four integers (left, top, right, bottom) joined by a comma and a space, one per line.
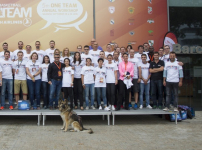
115, 107, 120, 111
125, 107, 130, 110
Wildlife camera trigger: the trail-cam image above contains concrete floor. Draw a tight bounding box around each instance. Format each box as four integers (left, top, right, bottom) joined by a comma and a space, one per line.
0, 111, 201, 150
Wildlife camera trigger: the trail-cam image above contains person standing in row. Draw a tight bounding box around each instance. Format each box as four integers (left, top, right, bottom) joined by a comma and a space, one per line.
62, 58, 74, 109
12, 41, 26, 61
26, 52, 42, 110
81, 58, 95, 110
45, 40, 56, 63
72, 52, 85, 110
13, 51, 28, 109
89, 42, 100, 66
32, 41, 46, 64
105, 54, 118, 110
134, 45, 150, 63
81, 45, 92, 62
105, 44, 114, 57
24, 45, 32, 62
138, 54, 152, 109
0, 42, 13, 61
48, 51, 65, 110
41, 55, 50, 109
94, 58, 110, 111
60, 47, 73, 64
0, 51, 14, 110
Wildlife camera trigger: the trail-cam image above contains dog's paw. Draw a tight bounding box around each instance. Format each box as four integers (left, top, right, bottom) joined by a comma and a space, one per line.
63, 130, 67, 132
61, 127, 65, 130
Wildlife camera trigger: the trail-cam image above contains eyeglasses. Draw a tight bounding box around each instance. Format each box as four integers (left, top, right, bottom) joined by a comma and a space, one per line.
84, 49, 89, 50
54, 57, 60, 58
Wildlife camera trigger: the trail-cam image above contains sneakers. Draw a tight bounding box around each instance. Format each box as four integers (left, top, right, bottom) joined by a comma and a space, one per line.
14, 105, 18, 110
99, 105, 102, 110
134, 103, 138, 110
146, 105, 152, 109
139, 105, 143, 109
152, 105, 157, 109
170, 104, 174, 110
128, 103, 132, 108
104, 107, 110, 111
0, 106, 4, 110
111, 105, 115, 111
121, 105, 124, 109
91, 106, 96, 110
9, 106, 14, 110
108, 105, 111, 109
163, 107, 169, 111
174, 107, 178, 112
85, 106, 89, 110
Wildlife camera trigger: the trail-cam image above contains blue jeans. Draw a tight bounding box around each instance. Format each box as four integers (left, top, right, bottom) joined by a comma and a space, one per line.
166, 82, 178, 108
42, 81, 50, 107
1, 79, 13, 107
84, 84, 95, 107
95, 87, 107, 106
27, 79, 41, 107
49, 79, 62, 107
151, 80, 163, 106
139, 83, 150, 106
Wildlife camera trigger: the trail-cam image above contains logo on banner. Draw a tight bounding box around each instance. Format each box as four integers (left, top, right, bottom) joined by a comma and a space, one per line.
148, 40, 154, 46
110, 19, 115, 25
128, 41, 136, 45
23, 18, 32, 27
148, 6, 153, 14
109, 6, 115, 14
128, 7, 135, 14
109, 0, 115, 2
148, 30, 153, 36
128, 19, 134, 25
110, 29, 114, 36
147, 19, 154, 24
129, 31, 135, 36
129, 0, 134, 2
37, 0, 88, 32
148, 0, 152, 4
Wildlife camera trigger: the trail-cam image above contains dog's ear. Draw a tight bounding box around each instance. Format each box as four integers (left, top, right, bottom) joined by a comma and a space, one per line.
58, 99, 62, 105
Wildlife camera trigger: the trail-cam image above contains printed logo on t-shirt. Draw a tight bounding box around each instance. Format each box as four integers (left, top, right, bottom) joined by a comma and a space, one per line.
43, 67, 48, 70
2, 63, 12, 67
167, 66, 177, 70
30, 65, 39, 68
106, 67, 114, 71
141, 67, 149, 69
17, 64, 26, 68
96, 71, 105, 75
91, 54, 99, 57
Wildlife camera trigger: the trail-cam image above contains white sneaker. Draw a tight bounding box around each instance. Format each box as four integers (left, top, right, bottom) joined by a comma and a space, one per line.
108, 105, 111, 109
99, 105, 102, 110
139, 105, 143, 109
163, 107, 169, 111
91, 106, 96, 110
104, 107, 110, 111
111, 105, 115, 111
146, 105, 152, 109
174, 107, 178, 112
86, 106, 89, 110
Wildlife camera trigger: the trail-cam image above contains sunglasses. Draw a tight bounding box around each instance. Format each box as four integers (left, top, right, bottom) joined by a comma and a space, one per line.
84, 49, 89, 50
54, 57, 60, 58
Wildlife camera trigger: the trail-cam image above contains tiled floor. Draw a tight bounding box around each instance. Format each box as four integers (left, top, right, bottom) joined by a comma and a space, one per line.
0, 111, 201, 150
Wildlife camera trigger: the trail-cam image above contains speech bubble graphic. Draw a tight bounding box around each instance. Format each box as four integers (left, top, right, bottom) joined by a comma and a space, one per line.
37, 0, 83, 30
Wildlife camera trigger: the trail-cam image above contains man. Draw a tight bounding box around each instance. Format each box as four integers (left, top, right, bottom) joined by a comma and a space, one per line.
12, 41, 26, 61
13, 51, 28, 109
81, 45, 92, 62
149, 52, 164, 109
148, 46, 154, 63
77, 45, 83, 54
89, 42, 100, 65
158, 47, 164, 60
23, 45, 32, 62
45, 40, 56, 63
138, 54, 152, 109
48, 52, 65, 110
0, 51, 14, 110
115, 47, 120, 54
128, 49, 140, 109
163, 52, 183, 112
134, 45, 150, 62
89, 38, 103, 50
32, 41, 46, 64
118, 47, 126, 61
0, 42, 13, 61
143, 42, 149, 53
105, 44, 114, 57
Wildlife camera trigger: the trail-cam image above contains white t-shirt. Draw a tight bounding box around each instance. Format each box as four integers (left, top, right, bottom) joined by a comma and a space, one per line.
12, 49, 26, 61
105, 62, 118, 83
62, 66, 74, 87
164, 61, 183, 82
71, 61, 85, 78
45, 48, 55, 63
113, 59, 121, 80
138, 62, 150, 83
81, 53, 93, 62
26, 60, 41, 80
23, 53, 31, 62
105, 51, 114, 57
13, 60, 27, 80
81, 66, 95, 84
128, 57, 139, 79
41, 63, 49, 82
31, 50, 46, 64
134, 52, 150, 62
94, 67, 107, 87
0, 51, 13, 61
0, 59, 13, 79
89, 50, 100, 64
60, 56, 73, 65
94, 59, 108, 68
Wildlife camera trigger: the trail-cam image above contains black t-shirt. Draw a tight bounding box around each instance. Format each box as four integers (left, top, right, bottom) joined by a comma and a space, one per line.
47, 62, 65, 81
149, 60, 164, 80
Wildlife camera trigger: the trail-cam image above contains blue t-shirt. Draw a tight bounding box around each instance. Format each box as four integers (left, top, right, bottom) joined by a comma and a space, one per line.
89, 45, 103, 50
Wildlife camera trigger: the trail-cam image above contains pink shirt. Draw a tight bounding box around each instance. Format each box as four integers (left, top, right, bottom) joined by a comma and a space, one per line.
118, 61, 134, 80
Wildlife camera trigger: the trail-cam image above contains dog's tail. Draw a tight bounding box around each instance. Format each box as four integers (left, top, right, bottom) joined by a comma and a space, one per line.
82, 128, 93, 134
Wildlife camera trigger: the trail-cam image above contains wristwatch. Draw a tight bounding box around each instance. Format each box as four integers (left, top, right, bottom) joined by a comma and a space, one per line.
33, 75, 36, 77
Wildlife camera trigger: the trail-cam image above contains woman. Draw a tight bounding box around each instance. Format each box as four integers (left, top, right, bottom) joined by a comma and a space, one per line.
105, 54, 118, 110
72, 52, 85, 110
94, 58, 110, 111
94, 51, 107, 68
41, 55, 50, 109
62, 58, 74, 109
26, 52, 42, 110
116, 53, 134, 111
127, 45, 133, 53
81, 58, 95, 110
60, 47, 73, 64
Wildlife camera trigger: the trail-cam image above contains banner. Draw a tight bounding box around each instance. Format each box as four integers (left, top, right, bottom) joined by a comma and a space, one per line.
163, 32, 178, 52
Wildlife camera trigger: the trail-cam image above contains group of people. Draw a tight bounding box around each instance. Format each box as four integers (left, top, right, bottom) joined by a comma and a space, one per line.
0, 39, 183, 112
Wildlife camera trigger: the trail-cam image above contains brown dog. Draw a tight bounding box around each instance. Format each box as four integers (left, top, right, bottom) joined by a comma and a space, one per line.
58, 99, 93, 134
